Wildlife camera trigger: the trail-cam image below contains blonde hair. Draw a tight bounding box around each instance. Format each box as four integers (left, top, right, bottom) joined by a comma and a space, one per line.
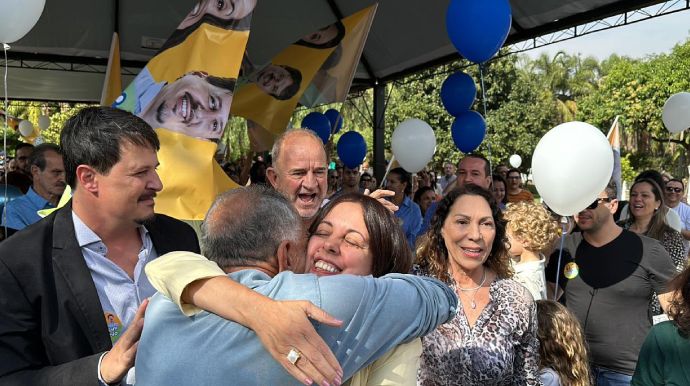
504, 202, 560, 253
536, 300, 591, 386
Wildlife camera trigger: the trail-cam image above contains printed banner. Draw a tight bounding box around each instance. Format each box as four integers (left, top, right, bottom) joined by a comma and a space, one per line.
115, 1, 256, 219
232, 5, 377, 138
300, 5, 377, 107
100, 32, 123, 107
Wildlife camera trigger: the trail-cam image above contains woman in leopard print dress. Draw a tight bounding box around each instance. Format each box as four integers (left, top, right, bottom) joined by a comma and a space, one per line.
415, 184, 540, 385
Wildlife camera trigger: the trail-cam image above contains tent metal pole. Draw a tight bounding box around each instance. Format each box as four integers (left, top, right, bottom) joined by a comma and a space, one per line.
373, 82, 386, 183
114, 0, 120, 33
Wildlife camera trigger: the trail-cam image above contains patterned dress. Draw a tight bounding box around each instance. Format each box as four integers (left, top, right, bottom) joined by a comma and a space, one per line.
416, 274, 541, 385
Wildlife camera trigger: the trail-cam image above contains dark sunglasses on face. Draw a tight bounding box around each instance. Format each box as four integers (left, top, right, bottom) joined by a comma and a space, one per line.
586, 197, 613, 210
666, 187, 683, 193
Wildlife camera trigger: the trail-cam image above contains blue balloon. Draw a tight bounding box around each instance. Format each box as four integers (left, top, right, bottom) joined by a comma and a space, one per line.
446, 0, 512, 63
301, 112, 331, 144
337, 131, 367, 169
451, 111, 486, 153
440, 72, 476, 116
324, 108, 343, 134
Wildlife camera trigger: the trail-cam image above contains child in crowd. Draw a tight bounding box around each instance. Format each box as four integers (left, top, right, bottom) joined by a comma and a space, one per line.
536, 300, 591, 386
504, 201, 560, 300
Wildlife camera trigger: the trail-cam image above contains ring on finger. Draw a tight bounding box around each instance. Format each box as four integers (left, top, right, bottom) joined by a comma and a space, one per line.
286, 348, 302, 365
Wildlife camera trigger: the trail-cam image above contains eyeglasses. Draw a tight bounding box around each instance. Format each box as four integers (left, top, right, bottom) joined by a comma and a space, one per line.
666, 187, 683, 193
586, 197, 613, 210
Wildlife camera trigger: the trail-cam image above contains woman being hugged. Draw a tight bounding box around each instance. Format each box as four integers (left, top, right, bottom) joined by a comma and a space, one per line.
415, 184, 540, 385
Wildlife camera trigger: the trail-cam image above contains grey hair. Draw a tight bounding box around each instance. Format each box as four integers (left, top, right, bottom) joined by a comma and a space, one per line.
270, 128, 324, 171
200, 185, 302, 268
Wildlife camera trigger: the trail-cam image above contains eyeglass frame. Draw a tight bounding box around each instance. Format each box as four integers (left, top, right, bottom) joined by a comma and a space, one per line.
666, 186, 683, 194
586, 197, 614, 210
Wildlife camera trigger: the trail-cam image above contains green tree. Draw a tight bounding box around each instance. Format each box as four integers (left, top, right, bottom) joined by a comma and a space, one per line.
577, 38, 690, 178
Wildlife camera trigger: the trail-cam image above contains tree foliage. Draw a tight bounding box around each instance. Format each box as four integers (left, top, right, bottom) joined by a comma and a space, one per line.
4, 36, 690, 184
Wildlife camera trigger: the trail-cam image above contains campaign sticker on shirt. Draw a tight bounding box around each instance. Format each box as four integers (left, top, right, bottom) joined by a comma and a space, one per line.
105, 312, 123, 344
564, 262, 579, 280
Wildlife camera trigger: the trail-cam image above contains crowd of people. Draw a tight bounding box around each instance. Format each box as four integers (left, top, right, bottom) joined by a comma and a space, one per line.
1, 105, 690, 386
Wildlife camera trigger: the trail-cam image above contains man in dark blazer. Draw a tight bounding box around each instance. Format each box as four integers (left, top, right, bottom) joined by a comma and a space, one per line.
0, 107, 200, 385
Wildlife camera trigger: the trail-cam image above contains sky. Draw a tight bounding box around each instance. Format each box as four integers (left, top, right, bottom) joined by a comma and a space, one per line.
523, 9, 690, 61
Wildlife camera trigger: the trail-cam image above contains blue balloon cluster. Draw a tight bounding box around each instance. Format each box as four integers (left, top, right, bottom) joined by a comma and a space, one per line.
451, 111, 486, 153
440, 72, 476, 117
324, 109, 343, 134
337, 131, 367, 169
446, 0, 512, 64
443, 0, 510, 153
441, 71, 485, 153
301, 112, 332, 144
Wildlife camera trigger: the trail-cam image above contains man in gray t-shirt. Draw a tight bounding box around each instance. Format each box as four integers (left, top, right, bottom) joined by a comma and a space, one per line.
546, 181, 676, 385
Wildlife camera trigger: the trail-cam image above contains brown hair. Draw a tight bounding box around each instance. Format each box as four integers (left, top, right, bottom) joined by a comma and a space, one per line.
626, 178, 673, 241
669, 265, 690, 337
536, 300, 591, 386
416, 184, 512, 282
309, 192, 412, 277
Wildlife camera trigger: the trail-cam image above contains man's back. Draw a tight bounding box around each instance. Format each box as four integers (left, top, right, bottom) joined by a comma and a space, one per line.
136, 269, 456, 385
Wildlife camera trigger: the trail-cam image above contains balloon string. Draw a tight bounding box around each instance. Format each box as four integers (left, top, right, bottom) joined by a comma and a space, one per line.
3, 43, 9, 237
553, 217, 568, 301
478, 64, 493, 171
379, 154, 395, 189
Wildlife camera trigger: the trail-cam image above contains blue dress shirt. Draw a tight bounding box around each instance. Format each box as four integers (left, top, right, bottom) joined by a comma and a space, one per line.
136, 270, 457, 386
395, 196, 422, 249
1, 187, 54, 230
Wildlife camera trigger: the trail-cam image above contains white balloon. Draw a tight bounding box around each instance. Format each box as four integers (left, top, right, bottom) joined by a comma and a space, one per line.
532, 121, 613, 216
37, 115, 51, 130
509, 154, 522, 168
18, 120, 34, 137
391, 118, 436, 173
662, 92, 690, 134
0, 0, 46, 44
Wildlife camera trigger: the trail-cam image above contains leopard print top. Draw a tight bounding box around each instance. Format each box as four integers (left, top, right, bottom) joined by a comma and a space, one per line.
417, 276, 540, 385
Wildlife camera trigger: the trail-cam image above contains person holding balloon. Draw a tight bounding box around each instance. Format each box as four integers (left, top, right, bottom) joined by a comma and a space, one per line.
544, 181, 677, 386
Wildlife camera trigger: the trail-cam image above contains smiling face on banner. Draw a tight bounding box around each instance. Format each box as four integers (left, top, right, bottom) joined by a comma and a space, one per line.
178, 0, 258, 29
139, 72, 234, 140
